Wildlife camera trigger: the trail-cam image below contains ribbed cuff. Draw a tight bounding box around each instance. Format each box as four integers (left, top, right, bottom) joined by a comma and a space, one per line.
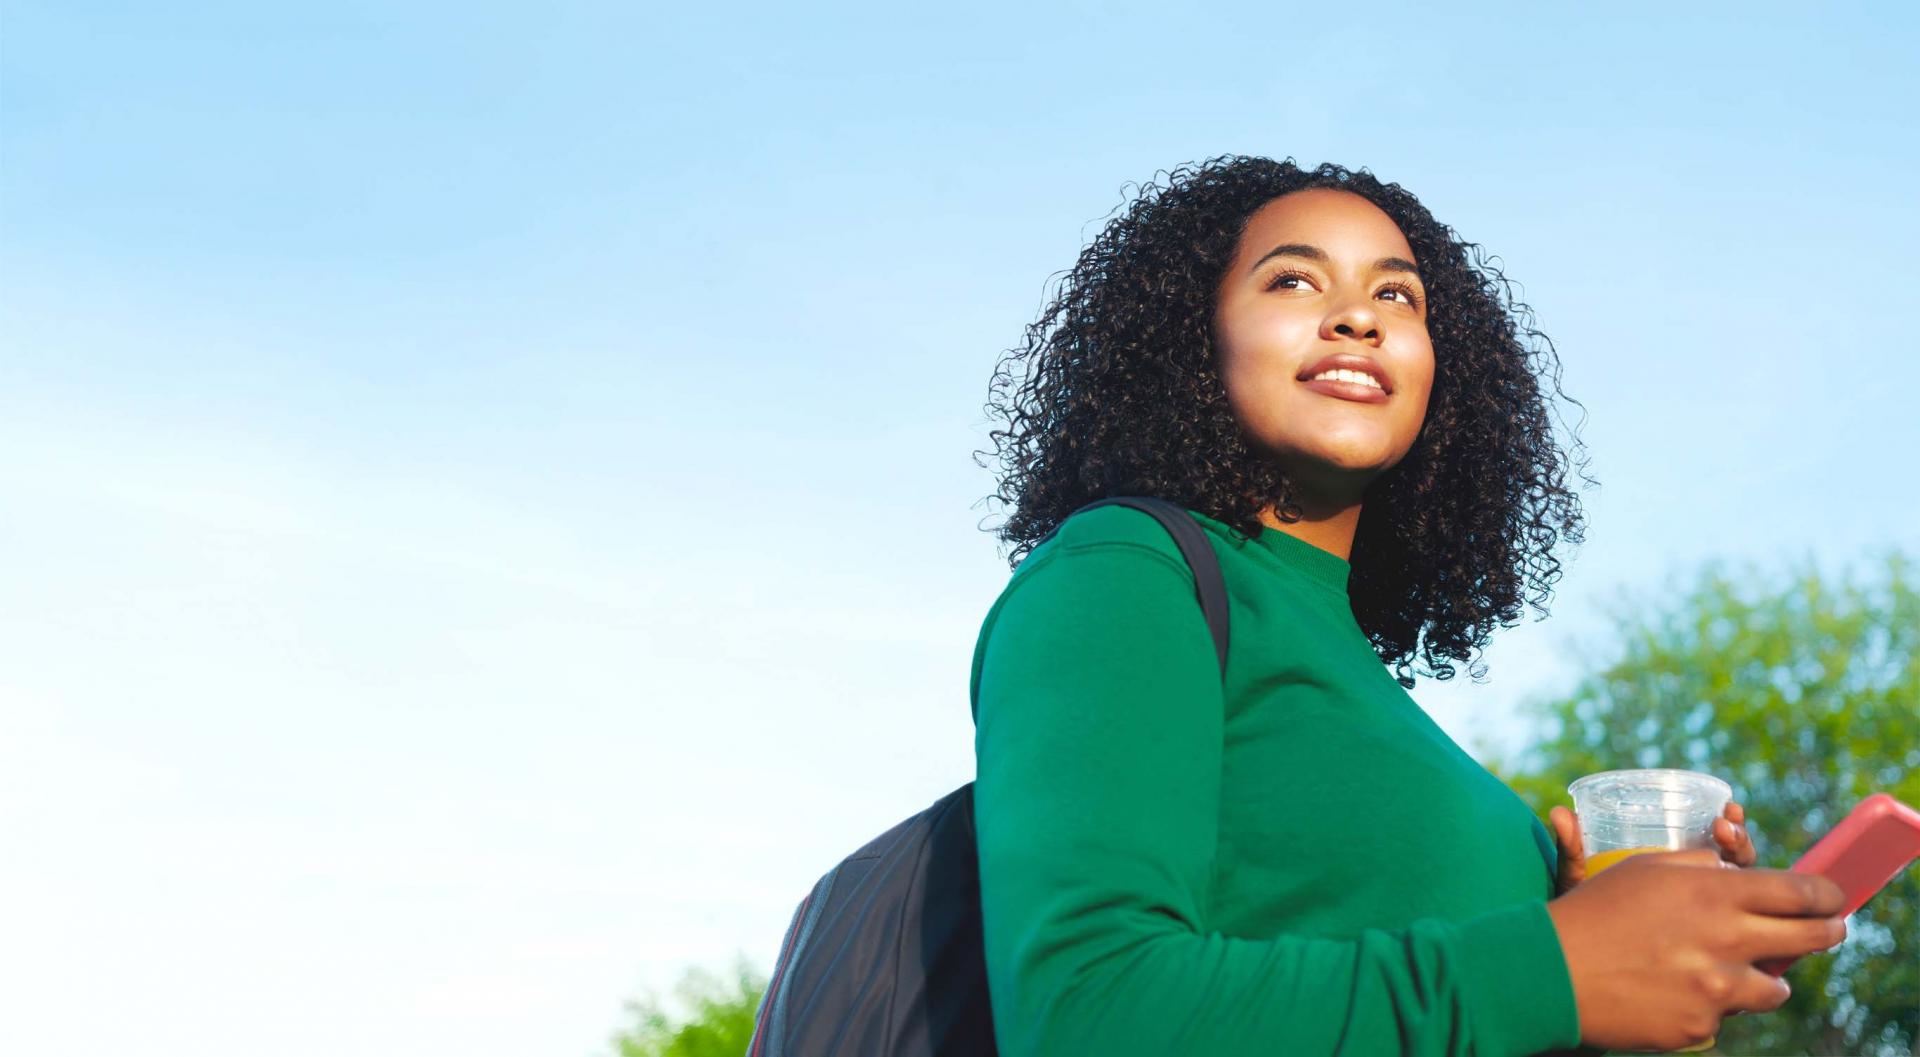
1452, 900, 1584, 1057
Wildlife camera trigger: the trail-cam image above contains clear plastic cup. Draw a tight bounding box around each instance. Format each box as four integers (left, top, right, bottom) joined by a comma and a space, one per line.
1567, 768, 1733, 1053
1568, 768, 1732, 867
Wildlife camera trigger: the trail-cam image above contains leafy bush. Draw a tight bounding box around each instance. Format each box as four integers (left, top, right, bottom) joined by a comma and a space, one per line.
612, 954, 767, 1057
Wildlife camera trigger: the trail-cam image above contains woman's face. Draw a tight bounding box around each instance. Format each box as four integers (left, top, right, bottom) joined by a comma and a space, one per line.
1212, 188, 1435, 508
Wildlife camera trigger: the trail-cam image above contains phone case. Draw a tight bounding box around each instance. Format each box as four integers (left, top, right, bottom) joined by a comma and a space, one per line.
1756, 793, 1920, 976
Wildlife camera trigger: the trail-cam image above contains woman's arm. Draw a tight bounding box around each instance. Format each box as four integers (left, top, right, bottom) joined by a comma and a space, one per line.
972, 540, 1582, 1057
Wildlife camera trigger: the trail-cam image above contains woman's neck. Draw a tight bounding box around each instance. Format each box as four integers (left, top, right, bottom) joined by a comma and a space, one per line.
1258, 501, 1361, 563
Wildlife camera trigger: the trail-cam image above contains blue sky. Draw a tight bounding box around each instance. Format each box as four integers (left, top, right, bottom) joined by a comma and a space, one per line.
3, 3, 1916, 1054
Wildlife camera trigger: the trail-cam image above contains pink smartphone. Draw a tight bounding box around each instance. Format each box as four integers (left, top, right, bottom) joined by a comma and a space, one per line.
1756, 793, 1920, 977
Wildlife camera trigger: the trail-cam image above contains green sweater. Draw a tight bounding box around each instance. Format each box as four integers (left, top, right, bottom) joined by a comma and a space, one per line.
970, 504, 1589, 1056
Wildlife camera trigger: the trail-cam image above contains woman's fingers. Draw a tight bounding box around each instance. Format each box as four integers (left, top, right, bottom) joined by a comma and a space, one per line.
1548, 807, 1587, 893
1554, 807, 1584, 851
1729, 867, 1848, 917
1742, 914, 1848, 962
1550, 807, 1586, 876
1713, 808, 1758, 867
1727, 966, 1795, 1016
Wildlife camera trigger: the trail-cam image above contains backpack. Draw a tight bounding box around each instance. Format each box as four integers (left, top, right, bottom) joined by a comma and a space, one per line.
744, 496, 1232, 1057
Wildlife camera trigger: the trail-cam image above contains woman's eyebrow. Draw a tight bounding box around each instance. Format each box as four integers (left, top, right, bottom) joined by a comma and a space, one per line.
1247, 242, 1422, 279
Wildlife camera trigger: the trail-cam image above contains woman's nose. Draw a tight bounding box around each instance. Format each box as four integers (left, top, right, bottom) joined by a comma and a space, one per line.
1319, 297, 1383, 344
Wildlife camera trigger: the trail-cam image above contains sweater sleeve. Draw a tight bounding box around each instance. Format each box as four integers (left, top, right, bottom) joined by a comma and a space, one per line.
971, 540, 1585, 1057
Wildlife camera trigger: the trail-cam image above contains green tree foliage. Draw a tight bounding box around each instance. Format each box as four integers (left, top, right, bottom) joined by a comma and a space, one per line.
1486, 548, 1918, 1056
611, 954, 767, 1057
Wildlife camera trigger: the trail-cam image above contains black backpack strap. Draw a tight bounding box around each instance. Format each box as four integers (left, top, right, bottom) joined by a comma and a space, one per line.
1057, 496, 1231, 678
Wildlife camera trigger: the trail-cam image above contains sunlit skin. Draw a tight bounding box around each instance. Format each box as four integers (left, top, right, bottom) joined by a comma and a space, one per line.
1211, 188, 1436, 562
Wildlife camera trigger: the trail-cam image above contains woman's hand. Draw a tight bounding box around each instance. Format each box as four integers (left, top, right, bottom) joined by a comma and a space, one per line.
1550, 801, 1758, 896
1548, 849, 1848, 1052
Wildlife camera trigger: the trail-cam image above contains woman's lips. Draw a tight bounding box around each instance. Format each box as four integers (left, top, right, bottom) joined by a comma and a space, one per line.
1300, 377, 1390, 404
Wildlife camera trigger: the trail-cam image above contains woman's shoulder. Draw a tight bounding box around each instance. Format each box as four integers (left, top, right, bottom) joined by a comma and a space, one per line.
971, 504, 1215, 717
1037, 502, 1195, 559
1013, 503, 1199, 586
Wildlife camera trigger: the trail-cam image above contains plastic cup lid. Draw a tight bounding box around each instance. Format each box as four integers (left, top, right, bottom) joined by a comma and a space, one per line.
1567, 768, 1732, 818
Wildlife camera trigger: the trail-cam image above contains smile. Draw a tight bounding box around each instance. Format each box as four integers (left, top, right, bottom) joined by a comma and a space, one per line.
1300, 377, 1390, 404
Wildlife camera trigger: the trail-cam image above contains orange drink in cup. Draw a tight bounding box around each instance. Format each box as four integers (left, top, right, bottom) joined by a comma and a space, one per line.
1568, 768, 1734, 1054
1584, 845, 1672, 874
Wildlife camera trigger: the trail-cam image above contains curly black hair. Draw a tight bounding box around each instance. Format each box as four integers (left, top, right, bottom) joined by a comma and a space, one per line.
974, 155, 1597, 689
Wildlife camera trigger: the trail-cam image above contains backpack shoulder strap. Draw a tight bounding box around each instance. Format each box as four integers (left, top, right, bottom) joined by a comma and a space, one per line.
1058, 496, 1230, 678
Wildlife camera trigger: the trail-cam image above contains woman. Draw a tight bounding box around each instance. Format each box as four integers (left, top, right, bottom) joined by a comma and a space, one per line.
967, 156, 1846, 1056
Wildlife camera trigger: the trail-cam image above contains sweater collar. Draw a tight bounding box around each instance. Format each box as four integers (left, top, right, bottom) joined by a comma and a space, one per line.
1191, 509, 1353, 596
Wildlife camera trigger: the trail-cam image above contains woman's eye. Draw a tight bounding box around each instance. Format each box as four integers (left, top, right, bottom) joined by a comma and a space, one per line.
1379, 284, 1425, 310
1265, 271, 1423, 311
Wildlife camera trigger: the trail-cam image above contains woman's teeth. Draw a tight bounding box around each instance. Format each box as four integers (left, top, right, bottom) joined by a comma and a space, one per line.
1309, 369, 1382, 390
